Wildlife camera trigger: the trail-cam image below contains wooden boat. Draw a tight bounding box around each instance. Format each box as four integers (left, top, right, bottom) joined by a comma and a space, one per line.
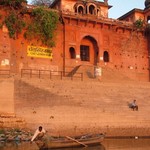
36, 133, 105, 149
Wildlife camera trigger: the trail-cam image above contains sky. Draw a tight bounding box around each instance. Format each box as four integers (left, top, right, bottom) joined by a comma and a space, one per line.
27, 0, 145, 19
108, 0, 145, 19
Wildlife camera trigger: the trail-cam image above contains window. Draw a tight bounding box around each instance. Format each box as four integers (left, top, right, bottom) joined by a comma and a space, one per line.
103, 51, 109, 62
80, 45, 89, 61
69, 47, 76, 59
78, 6, 84, 14
89, 5, 95, 15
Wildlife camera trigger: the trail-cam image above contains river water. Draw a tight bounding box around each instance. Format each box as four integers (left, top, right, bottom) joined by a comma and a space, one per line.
1, 138, 150, 150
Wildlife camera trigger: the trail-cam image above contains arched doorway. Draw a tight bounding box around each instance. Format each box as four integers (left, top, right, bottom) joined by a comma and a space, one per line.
80, 36, 99, 65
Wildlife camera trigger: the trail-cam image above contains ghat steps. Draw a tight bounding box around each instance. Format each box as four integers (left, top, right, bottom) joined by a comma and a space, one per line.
14, 76, 150, 136
0, 113, 26, 128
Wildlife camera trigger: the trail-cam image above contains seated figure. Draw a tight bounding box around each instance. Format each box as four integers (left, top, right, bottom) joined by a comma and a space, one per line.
129, 100, 138, 111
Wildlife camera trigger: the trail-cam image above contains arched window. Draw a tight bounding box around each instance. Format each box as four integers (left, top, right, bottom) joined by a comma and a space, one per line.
74, 3, 85, 15
89, 5, 95, 15
69, 47, 76, 59
103, 51, 109, 62
78, 6, 84, 14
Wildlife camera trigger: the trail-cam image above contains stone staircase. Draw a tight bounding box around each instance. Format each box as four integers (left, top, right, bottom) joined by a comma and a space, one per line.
14, 76, 150, 137
0, 113, 26, 128
66, 65, 132, 81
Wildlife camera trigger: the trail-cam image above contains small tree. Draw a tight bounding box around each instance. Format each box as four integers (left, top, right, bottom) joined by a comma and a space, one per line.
5, 12, 26, 38
24, 7, 59, 47
0, 0, 27, 9
134, 18, 144, 29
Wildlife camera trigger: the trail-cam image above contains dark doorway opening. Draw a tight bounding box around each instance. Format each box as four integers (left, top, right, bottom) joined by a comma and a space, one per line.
103, 51, 109, 62
80, 45, 89, 61
69, 47, 76, 59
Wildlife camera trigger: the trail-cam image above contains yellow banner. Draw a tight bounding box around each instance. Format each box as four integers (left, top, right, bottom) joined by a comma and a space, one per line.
27, 46, 52, 59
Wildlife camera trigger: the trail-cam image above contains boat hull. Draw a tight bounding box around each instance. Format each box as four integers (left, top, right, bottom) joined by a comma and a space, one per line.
36, 134, 104, 149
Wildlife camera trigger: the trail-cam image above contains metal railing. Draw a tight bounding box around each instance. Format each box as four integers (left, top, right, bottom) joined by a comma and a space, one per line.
21, 69, 83, 81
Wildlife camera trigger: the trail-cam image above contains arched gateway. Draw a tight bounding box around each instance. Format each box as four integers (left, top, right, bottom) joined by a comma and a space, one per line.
80, 36, 99, 66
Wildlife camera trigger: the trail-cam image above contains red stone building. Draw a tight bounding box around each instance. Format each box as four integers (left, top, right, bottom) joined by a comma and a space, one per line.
1, 0, 150, 81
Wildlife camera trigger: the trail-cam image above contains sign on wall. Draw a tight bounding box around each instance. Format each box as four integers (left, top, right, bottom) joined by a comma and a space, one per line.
95, 67, 102, 76
27, 46, 52, 59
1, 59, 9, 66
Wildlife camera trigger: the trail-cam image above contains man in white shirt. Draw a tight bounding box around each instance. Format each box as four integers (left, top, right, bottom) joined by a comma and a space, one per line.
31, 126, 46, 142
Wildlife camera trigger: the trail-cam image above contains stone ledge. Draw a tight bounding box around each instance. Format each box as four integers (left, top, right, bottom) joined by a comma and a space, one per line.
0, 113, 16, 118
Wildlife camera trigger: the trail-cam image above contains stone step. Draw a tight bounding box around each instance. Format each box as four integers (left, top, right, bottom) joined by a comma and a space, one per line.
0, 115, 26, 128
14, 77, 150, 131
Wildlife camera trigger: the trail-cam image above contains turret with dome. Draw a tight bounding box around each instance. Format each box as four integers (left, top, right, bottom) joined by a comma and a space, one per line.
50, 0, 111, 18
145, 0, 150, 9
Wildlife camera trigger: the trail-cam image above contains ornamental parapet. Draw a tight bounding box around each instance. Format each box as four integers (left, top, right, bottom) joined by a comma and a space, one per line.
61, 11, 137, 30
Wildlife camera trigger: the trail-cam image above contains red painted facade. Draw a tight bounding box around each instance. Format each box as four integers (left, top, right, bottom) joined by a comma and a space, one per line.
0, 0, 150, 81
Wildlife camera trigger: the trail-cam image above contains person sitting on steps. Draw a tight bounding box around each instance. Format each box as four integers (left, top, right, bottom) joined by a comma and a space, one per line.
129, 100, 138, 111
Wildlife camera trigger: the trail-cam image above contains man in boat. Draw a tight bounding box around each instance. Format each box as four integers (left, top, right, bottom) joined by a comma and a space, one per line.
31, 126, 46, 142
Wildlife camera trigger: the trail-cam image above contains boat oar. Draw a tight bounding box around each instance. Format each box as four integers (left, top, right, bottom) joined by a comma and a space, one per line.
65, 136, 88, 147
